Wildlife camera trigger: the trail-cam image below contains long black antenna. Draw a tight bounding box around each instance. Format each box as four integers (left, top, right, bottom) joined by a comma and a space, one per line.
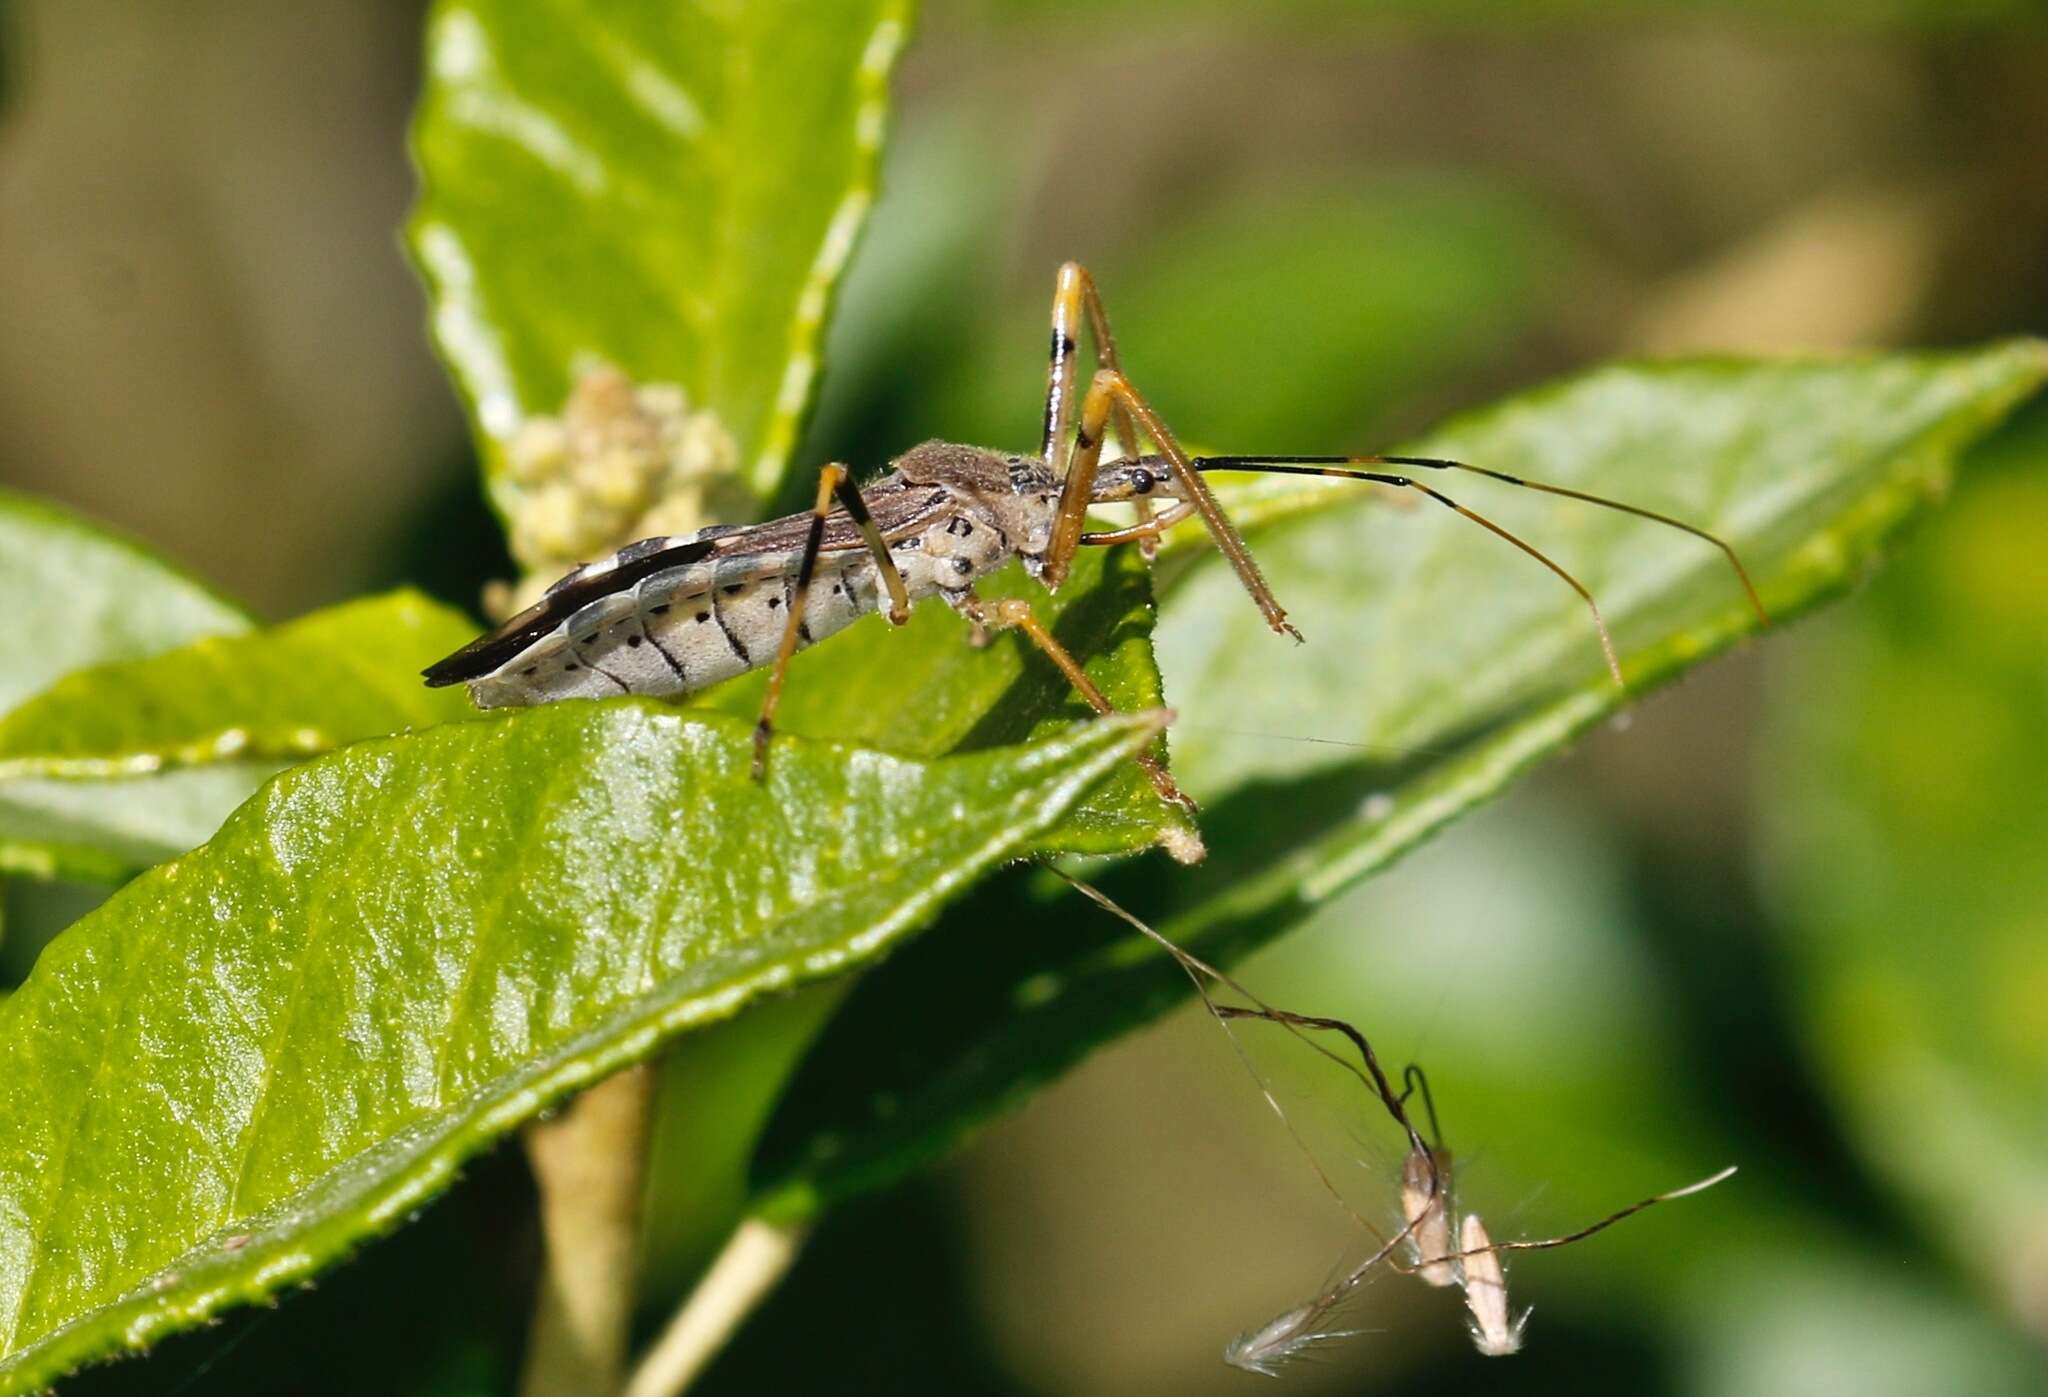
1194, 453, 1770, 652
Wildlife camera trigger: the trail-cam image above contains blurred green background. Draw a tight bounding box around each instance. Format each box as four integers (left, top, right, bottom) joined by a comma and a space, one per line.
2, 2, 2044, 1393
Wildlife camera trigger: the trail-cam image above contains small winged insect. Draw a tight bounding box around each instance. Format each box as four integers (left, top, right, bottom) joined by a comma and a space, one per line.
1216, 1001, 1738, 1374
424, 263, 1768, 824
1060, 873, 1738, 1375
1396, 1066, 1459, 1288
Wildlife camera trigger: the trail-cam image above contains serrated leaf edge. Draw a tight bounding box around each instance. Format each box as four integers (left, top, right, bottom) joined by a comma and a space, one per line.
0, 709, 1160, 1394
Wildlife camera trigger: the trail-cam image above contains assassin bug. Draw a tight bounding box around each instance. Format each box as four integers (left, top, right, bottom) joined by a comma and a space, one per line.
424, 263, 1768, 811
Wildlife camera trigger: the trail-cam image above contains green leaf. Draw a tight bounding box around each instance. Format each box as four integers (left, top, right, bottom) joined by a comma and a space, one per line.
691, 543, 1199, 858
0, 492, 256, 880
0, 770, 286, 885
0, 529, 1188, 883
747, 341, 2048, 1216
0, 493, 247, 712
408, 0, 915, 506
0, 591, 479, 780
1163, 341, 2048, 799
0, 703, 1161, 1393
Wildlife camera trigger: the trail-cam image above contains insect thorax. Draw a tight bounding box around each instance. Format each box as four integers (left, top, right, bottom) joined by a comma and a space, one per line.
894, 439, 1062, 574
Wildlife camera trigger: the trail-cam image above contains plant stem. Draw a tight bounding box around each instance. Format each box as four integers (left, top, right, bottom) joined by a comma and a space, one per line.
622, 1216, 810, 1397
519, 1065, 657, 1397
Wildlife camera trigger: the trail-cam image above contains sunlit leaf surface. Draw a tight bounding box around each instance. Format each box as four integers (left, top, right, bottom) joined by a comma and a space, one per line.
0, 592, 477, 780
0, 494, 257, 880
409, 0, 915, 505
0, 705, 1161, 1394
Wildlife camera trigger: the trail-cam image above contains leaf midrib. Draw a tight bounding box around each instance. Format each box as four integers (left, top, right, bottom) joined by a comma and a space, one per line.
224, 763, 421, 1217
429, 745, 590, 1106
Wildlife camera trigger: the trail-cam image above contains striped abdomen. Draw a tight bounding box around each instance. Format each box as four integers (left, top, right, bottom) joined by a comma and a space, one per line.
462, 506, 1019, 707
467, 549, 887, 708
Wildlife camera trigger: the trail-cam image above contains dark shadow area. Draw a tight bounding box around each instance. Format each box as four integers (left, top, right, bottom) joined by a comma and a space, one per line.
61, 1145, 535, 1397
953, 559, 1160, 753
1616, 830, 1924, 1248
694, 1180, 1029, 1397
368, 449, 513, 619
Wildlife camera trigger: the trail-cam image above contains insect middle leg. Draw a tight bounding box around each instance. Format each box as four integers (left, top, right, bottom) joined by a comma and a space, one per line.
752, 463, 914, 779
954, 588, 1195, 813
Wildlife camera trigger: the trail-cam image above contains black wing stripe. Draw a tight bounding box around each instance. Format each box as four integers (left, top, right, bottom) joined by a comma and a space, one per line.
422, 536, 719, 686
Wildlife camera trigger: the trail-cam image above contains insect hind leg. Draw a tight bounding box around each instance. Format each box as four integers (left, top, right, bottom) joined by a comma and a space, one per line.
1042, 262, 1140, 475
953, 588, 1196, 816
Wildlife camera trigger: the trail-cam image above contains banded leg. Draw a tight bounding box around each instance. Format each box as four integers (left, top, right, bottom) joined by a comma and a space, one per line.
1041, 262, 1142, 477
957, 590, 1195, 813
1046, 367, 1302, 641
752, 464, 914, 779
1042, 264, 1159, 558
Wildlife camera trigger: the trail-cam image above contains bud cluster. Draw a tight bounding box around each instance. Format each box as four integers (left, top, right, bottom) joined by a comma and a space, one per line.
494, 364, 752, 614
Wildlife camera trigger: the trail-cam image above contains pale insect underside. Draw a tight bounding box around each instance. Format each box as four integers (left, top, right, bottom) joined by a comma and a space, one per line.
421, 471, 995, 708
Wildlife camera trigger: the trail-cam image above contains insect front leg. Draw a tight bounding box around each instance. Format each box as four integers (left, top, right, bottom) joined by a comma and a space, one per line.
1042, 264, 1157, 559
1045, 368, 1301, 642
753, 464, 917, 780
1042, 262, 1142, 475
951, 588, 1195, 814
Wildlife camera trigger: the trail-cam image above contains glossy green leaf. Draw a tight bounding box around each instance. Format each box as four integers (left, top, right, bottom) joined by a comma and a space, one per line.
627, 541, 1197, 1315
1162, 342, 2048, 799
0, 703, 1162, 1394
0, 493, 247, 711
0, 591, 479, 780
748, 341, 2048, 1215
409, 0, 915, 507
691, 543, 1199, 859
0, 493, 257, 880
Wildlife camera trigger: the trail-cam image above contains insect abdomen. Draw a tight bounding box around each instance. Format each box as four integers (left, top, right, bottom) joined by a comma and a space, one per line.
467, 553, 884, 708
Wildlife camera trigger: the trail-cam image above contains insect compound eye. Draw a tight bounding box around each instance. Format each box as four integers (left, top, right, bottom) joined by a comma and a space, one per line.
1128, 467, 1154, 495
